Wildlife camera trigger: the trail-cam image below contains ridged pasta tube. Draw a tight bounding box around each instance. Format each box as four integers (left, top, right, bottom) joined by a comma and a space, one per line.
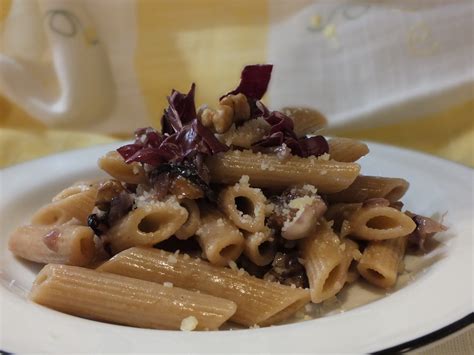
299, 222, 347, 303
218, 183, 266, 232
97, 247, 310, 327
328, 137, 369, 162
30, 264, 237, 330
8, 224, 95, 266
52, 181, 98, 202
243, 227, 276, 266
206, 150, 360, 194
195, 206, 244, 266
31, 188, 98, 225
348, 206, 416, 241
175, 199, 200, 240
327, 175, 409, 203
217, 117, 269, 148
357, 236, 408, 288
281, 107, 327, 137
98, 151, 147, 185
106, 197, 188, 253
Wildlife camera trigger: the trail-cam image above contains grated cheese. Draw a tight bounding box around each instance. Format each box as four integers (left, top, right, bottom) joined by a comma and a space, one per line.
238, 175, 250, 186
167, 254, 178, 264
180, 316, 198, 331
288, 196, 316, 210
228, 260, 238, 271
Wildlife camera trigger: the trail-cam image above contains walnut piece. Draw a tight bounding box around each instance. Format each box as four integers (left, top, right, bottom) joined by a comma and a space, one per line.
199, 94, 250, 133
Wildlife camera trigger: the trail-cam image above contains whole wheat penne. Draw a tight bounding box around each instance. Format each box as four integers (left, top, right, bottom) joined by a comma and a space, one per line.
106, 197, 188, 253
97, 247, 310, 327
206, 150, 360, 193
357, 236, 408, 288
175, 199, 200, 240
8, 224, 95, 266
341, 239, 360, 281
218, 183, 267, 233
31, 188, 98, 225
217, 117, 270, 148
52, 181, 100, 202
243, 227, 276, 266
281, 107, 327, 137
327, 175, 409, 203
98, 151, 147, 185
328, 137, 369, 162
348, 206, 416, 240
299, 221, 347, 303
195, 206, 244, 266
31, 264, 236, 330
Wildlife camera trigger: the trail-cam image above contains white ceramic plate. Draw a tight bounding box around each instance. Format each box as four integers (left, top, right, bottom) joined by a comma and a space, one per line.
0, 142, 472, 353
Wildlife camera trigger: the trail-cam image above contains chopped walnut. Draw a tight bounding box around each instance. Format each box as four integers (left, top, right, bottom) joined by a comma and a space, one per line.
199, 94, 250, 133
200, 105, 233, 133
220, 93, 250, 122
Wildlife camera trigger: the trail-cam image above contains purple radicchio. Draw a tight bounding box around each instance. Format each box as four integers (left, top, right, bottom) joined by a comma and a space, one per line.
221, 64, 273, 119
252, 111, 329, 158
117, 84, 228, 167
222, 64, 273, 100
162, 83, 197, 135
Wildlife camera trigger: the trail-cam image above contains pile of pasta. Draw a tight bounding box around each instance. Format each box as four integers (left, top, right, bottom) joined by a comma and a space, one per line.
8, 65, 447, 331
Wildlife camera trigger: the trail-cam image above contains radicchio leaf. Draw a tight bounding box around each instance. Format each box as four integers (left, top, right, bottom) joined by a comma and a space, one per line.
222, 65, 273, 120
162, 83, 197, 135
117, 120, 227, 167
252, 111, 329, 158
222, 64, 273, 100
406, 211, 448, 250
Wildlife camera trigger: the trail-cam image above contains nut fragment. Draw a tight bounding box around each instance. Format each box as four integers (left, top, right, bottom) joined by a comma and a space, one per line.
199, 94, 250, 133
200, 105, 233, 133
220, 93, 250, 122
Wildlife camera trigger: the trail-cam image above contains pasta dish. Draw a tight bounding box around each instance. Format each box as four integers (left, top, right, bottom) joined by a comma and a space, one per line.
8, 65, 447, 331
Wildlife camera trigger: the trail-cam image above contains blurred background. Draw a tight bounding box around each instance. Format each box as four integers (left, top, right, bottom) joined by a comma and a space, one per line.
0, 0, 472, 167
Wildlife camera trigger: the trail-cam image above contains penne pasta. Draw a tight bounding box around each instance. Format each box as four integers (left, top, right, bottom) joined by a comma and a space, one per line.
218, 182, 266, 233
281, 107, 327, 137
195, 206, 244, 266
52, 181, 99, 202
31, 264, 236, 330
206, 150, 360, 193
299, 222, 347, 303
98, 151, 147, 185
327, 175, 409, 203
357, 236, 408, 288
97, 247, 310, 327
31, 188, 98, 225
8, 224, 95, 266
175, 199, 200, 240
340, 239, 360, 282
328, 137, 369, 162
106, 197, 188, 253
217, 117, 270, 148
348, 205, 416, 241
243, 227, 276, 266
